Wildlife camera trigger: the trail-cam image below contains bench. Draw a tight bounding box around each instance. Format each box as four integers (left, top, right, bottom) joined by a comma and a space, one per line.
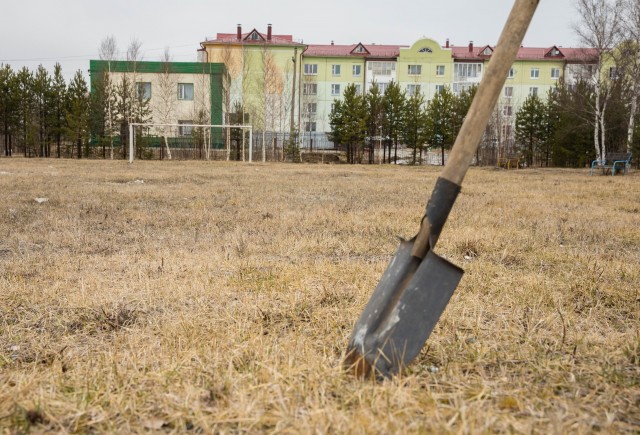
497, 155, 522, 169
590, 152, 632, 176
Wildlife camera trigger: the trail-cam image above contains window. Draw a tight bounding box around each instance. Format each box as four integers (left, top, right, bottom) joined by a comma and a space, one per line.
453, 83, 473, 95
419, 47, 433, 53
529, 87, 538, 96
354, 84, 362, 95
530, 67, 540, 79
305, 122, 316, 132
609, 67, 619, 79
482, 47, 493, 55
332, 64, 341, 76
378, 82, 389, 93
408, 65, 422, 75
177, 83, 194, 100
407, 84, 421, 96
436, 65, 445, 76
307, 102, 317, 115
551, 67, 560, 79
435, 84, 445, 93
331, 84, 341, 95
136, 82, 151, 99
504, 86, 513, 98
352, 65, 362, 77
508, 67, 515, 78
304, 64, 318, 75
503, 105, 513, 117
178, 120, 193, 136
454, 63, 482, 79
368, 61, 395, 76
502, 124, 512, 138
303, 83, 317, 95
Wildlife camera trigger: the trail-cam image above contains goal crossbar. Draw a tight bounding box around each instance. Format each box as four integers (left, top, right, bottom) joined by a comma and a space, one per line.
128, 123, 253, 163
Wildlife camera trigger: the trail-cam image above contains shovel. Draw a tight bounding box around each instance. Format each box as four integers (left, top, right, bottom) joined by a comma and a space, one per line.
345, 0, 540, 378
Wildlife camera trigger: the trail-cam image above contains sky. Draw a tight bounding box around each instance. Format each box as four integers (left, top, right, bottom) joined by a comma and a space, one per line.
0, 0, 581, 82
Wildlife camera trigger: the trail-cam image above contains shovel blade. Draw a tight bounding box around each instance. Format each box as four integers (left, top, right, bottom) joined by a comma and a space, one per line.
346, 240, 463, 378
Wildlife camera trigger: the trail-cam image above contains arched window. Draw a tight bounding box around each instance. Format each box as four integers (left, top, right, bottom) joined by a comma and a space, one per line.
419, 47, 433, 53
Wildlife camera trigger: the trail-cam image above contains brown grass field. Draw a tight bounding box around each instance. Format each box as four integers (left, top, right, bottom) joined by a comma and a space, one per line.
0, 158, 638, 433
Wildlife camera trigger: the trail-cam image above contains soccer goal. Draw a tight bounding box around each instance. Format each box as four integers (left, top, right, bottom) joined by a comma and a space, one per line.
128, 123, 253, 163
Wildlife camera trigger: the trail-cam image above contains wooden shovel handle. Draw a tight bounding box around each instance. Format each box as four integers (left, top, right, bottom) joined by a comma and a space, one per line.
441, 0, 540, 186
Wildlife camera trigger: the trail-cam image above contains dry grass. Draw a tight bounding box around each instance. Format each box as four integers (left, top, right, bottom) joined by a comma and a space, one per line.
0, 159, 638, 433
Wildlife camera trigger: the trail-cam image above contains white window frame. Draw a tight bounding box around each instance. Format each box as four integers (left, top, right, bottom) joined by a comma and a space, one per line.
352, 64, 362, 77
303, 83, 317, 95
177, 83, 194, 100
408, 65, 422, 75
529, 87, 538, 96
304, 64, 318, 75
508, 67, 515, 78
332, 64, 341, 76
354, 84, 362, 95
436, 65, 445, 76
504, 86, 513, 98
136, 82, 151, 99
435, 84, 445, 93
331, 84, 341, 96
551, 67, 560, 79
305, 121, 317, 132
530, 67, 540, 79
307, 102, 317, 115
407, 84, 421, 96
503, 105, 513, 117
178, 120, 194, 136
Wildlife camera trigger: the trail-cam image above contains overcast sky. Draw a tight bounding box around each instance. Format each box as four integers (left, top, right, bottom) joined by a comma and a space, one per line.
1, 0, 581, 82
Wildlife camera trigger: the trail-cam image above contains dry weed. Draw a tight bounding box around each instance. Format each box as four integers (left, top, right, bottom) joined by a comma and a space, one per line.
0, 159, 638, 433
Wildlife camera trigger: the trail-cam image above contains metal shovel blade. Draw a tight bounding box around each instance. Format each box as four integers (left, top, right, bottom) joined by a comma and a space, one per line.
345, 238, 463, 378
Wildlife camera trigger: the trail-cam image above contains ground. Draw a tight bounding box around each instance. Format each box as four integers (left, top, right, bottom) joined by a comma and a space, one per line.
0, 159, 638, 433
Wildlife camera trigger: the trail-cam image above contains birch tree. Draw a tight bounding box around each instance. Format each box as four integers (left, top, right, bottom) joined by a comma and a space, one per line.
155, 47, 177, 159
574, 0, 621, 162
620, 0, 640, 153
98, 36, 118, 159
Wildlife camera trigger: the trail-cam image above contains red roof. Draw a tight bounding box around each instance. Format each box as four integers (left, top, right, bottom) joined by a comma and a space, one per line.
203, 30, 302, 46
451, 45, 599, 62
304, 43, 406, 58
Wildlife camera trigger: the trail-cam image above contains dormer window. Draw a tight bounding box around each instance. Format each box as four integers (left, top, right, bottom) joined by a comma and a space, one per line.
419, 47, 433, 53
483, 47, 492, 56
351, 43, 369, 54
245, 30, 264, 41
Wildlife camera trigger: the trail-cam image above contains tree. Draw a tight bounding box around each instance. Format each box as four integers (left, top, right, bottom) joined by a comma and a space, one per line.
50, 63, 67, 158
574, 0, 622, 162
65, 70, 90, 158
32, 65, 52, 157
329, 83, 368, 164
16, 67, 36, 157
620, 0, 640, 153
425, 86, 456, 165
366, 82, 384, 164
98, 36, 118, 159
155, 47, 177, 160
403, 91, 429, 164
0, 64, 19, 157
381, 81, 406, 163
515, 93, 547, 166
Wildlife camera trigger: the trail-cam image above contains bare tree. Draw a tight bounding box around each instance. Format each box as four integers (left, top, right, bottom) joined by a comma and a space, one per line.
98, 35, 118, 159
573, 0, 622, 162
620, 0, 640, 153
155, 47, 178, 159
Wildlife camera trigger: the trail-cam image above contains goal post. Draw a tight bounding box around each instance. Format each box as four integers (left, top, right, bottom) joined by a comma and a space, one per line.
128, 123, 253, 163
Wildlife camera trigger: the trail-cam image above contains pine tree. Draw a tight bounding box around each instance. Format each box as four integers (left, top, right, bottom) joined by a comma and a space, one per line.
403, 92, 429, 164
0, 64, 19, 156
366, 82, 384, 164
328, 83, 368, 163
515, 93, 547, 166
426, 86, 456, 165
50, 63, 67, 158
16, 67, 36, 157
65, 70, 90, 159
381, 81, 406, 164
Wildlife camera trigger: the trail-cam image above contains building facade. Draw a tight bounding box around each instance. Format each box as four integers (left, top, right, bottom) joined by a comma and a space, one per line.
91, 26, 598, 151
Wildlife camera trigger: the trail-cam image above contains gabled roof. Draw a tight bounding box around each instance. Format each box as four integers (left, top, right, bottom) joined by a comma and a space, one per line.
451, 44, 599, 62
202, 31, 302, 46
304, 43, 406, 58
